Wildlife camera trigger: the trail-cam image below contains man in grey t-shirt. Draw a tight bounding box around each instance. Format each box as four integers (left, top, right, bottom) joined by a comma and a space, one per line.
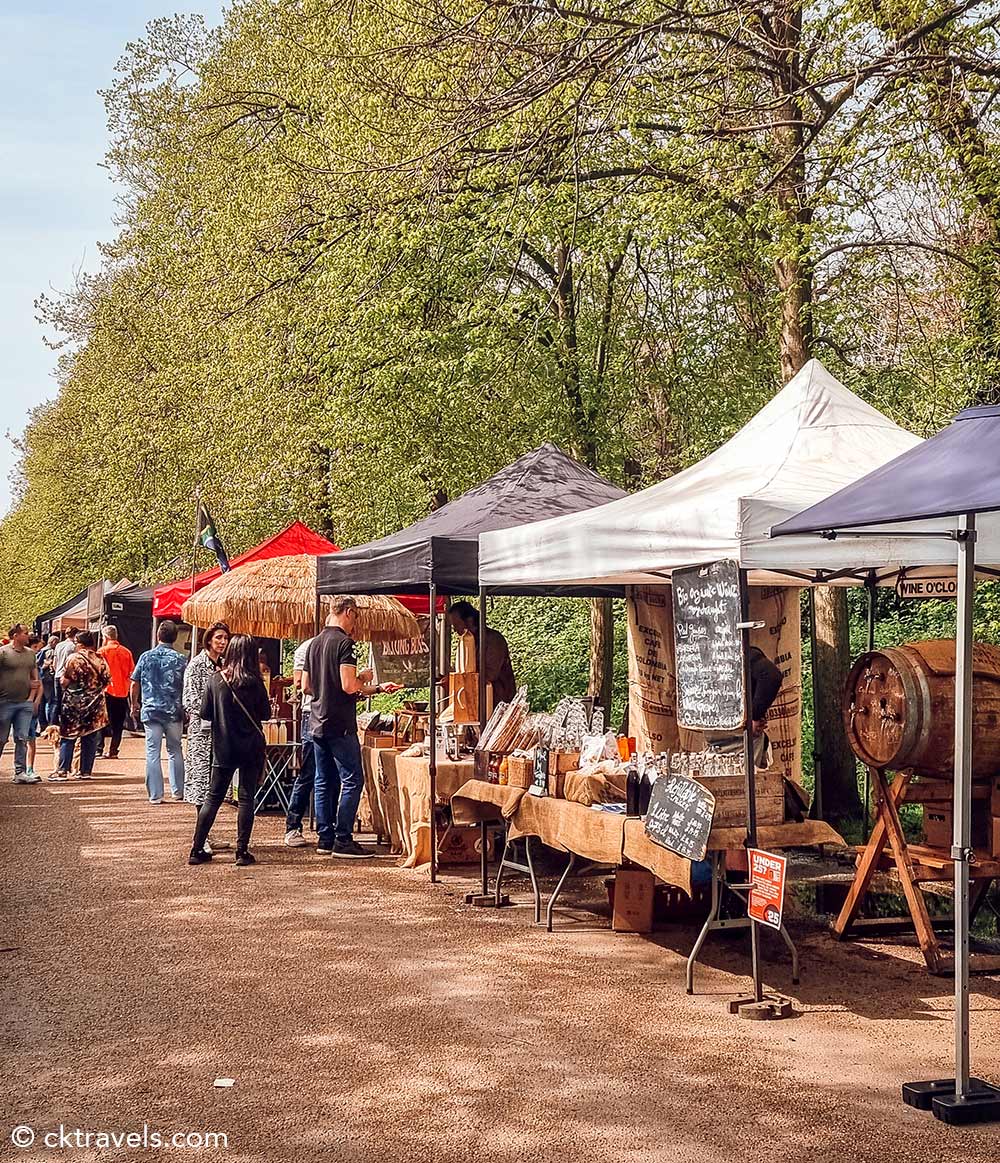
0, 624, 41, 783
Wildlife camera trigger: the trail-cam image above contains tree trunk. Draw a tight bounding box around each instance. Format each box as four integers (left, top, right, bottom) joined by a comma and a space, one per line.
589, 598, 614, 719
770, 1, 859, 821
811, 588, 863, 821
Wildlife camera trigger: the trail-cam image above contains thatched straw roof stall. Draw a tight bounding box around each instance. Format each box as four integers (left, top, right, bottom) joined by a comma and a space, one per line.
181, 554, 420, 642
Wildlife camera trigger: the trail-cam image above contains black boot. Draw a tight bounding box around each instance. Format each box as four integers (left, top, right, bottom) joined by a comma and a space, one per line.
235, 850, 256, 866
188, 848, 213, 865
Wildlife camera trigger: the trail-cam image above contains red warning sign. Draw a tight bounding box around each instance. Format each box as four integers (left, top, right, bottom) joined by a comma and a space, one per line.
747, 848, 787, 930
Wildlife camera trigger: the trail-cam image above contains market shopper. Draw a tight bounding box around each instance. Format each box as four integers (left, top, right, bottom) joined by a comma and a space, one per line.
52, 627, 78, 722
189, 634, 270, 867
130, 620, 187, 804
36, 633, 59, 728
304, 597, 390, 858
25, 634, 44, 776
283, 635, 315, 848
1, 624, 42, 784
447, 600, 517, 703
54, 630, 110, 781
97, 626, 134, 760
183, 622, 230, 851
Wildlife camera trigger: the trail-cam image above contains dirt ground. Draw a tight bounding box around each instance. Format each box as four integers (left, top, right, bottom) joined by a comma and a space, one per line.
2, 737, 999, 1162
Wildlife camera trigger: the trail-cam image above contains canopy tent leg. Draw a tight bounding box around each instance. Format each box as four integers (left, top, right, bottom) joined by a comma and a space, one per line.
478, 585, 489, 898
863, 575, 877, 840
904, 513, 1000, 1123
428, 581, 438, 884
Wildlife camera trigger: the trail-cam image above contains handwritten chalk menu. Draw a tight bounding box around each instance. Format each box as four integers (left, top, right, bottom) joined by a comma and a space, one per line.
644, 775, 716, 861
672, 559, 746, 730
529, 747, 549, 797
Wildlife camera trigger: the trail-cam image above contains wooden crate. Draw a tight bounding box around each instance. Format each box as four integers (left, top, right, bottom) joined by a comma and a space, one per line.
506, 754, 535, 790
694, 772, 785, 827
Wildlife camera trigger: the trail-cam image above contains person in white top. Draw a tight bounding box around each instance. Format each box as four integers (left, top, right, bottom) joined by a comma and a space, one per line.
282, 637, 315, 847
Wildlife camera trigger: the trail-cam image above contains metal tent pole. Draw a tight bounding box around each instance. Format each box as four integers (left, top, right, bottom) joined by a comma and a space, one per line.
478, 585, 489, 898
863, 575, 877, 841
428, 582, 438, 884
953, 513, 975, 1101
740, 570, 762, 1004
807, 587, 823, 822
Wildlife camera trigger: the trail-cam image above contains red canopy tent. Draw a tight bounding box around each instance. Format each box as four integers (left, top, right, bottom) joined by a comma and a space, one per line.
153, 520, 434, 619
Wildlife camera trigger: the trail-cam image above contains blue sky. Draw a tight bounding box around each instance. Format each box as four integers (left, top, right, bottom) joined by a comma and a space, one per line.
0, 1, 222, 515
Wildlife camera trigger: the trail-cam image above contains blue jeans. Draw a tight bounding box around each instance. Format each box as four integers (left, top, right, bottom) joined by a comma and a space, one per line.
40, 680, 57, 729
58, 730, 100, 776
143, 718, 185, 801
285, 711, 315, 832
0, 699, 35, 775
313, 731, 364, 847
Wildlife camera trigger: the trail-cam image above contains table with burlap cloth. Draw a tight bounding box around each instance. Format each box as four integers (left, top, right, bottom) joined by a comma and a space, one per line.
392, 754, 476, 869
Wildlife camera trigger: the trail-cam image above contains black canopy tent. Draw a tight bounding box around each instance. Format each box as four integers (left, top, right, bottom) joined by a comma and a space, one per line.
316, 443, 629, 880
33, 587, 89, 637
773, 404, 1000, 1125
103, 583, 156, 661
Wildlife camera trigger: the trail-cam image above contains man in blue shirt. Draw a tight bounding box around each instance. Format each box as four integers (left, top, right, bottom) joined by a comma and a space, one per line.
130, 620, 187, 804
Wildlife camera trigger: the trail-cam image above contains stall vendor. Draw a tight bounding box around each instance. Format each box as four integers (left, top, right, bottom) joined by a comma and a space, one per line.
447, 600, 517, 704
705, 645, 783, 767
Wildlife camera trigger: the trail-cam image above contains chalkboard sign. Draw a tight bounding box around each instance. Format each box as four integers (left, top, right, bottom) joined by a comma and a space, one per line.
644, 776, 716, 861
529, 747, 549, 797
672, 559, 746, 731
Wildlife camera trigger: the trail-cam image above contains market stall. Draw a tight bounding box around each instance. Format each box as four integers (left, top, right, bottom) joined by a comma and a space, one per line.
315, 442, 629, 878
469, 361, 941, 988
773, 403, 1000, 1124
182, 554, 421, 818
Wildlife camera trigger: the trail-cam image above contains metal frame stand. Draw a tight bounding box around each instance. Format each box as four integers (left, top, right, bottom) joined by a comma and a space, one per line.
494, 835, 540, 920
686, 852, 799, 997
902, 513, 1000, 1124
543, 853, 614, 932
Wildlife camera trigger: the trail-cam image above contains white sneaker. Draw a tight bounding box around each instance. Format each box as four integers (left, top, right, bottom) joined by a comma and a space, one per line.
284, 829, 307, 848
13, 772, 39, 784
203, 839, 214, 856
149, 797, 164, 804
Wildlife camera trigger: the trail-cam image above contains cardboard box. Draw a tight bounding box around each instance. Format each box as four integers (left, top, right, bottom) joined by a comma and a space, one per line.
611, 869, 655, 933
923, 804, 990, 850
548, 750, 581, 774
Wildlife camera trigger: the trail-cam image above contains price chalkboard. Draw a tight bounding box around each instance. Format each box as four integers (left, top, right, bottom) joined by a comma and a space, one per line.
672, 559, 746, 731
644, 775, 716, 861
529, 747, 549, 797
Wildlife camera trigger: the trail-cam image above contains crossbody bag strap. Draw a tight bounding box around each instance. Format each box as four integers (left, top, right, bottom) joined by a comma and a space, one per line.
220, 674, 267, 740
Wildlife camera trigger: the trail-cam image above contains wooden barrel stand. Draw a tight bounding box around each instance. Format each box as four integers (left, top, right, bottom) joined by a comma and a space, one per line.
832, 767, 999, 974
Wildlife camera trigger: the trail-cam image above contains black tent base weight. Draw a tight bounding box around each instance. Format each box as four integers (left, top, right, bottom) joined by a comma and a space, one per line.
902, 1078, 1000, 1124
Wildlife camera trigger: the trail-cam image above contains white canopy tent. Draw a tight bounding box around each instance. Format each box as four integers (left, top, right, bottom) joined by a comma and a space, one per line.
479, 360, 1000, 588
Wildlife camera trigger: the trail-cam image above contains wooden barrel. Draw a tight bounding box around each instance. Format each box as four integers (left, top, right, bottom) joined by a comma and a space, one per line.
842, 639, 1000, 779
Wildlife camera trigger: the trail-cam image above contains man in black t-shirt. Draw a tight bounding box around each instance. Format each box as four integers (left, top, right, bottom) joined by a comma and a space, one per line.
303, 596, 390, 857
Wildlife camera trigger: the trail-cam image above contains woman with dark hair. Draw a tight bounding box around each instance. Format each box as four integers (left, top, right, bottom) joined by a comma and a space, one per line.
53, 630, 110, 781
183, 622, 230, 852
189, 634, 270, 866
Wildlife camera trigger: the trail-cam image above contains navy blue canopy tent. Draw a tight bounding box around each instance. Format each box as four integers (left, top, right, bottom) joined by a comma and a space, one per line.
774, 404, 1000, 1125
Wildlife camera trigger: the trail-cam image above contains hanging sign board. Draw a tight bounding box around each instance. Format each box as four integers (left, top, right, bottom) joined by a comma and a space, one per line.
370, 621, 430, 688
895, 575, 958, 601
672, 560, 746, 731
644, 775, 716, 861
747, 849, 787, 930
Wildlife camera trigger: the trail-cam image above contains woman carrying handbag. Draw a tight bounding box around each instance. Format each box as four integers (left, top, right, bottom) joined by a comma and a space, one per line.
189, 634, 271, 866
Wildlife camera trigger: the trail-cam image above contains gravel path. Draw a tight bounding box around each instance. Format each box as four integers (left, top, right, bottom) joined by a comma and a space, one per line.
2, 737, 999, 1162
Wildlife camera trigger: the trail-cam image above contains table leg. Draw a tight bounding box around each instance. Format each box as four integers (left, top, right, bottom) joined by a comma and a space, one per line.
686, 853, 724, 995
525, 836, 541, 924
546, 852, 577, 933
777, 923, 800, 985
